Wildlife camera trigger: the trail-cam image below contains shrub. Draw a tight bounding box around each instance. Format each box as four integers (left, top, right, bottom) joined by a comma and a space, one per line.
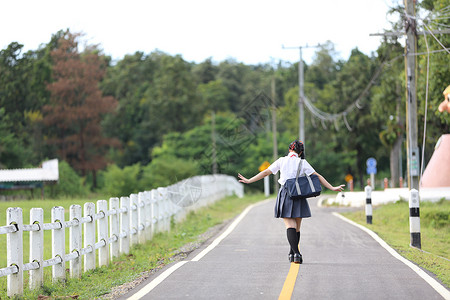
49, 160, 89, 198
100, 163, 141, 198
140, 157, 199, 190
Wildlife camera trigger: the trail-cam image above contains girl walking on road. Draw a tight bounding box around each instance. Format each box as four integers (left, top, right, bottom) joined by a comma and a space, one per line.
238, 140, 344, 264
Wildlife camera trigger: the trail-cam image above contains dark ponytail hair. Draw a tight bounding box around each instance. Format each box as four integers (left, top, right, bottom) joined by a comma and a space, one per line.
288, 140, 305, 159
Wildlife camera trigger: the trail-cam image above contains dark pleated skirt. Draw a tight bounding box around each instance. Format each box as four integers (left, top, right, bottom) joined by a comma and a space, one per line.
274, 185, 312, 218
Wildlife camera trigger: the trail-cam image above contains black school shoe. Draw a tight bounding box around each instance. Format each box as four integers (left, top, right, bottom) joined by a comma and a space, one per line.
293, 253, 303, 264
288, 253, 294, 263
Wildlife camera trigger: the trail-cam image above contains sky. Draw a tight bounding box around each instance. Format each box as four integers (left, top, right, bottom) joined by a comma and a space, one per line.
1, 0, 396, 65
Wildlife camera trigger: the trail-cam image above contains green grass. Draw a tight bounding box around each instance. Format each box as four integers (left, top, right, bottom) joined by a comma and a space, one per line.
341, 199, 449, 287
0, 193, 267, 299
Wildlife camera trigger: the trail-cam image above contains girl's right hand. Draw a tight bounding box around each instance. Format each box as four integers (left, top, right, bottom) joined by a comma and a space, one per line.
238, 173, 250, 184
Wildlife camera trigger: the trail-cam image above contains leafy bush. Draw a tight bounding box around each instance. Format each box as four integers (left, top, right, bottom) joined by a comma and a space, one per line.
100, 163, 142, 198
49, 160, 89, 198
140, 156, 199, 190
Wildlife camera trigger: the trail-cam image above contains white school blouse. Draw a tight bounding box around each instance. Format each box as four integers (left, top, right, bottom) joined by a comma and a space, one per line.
268, 152, 315, 185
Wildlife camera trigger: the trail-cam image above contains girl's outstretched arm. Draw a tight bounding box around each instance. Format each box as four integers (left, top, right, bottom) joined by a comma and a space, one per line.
313, 172, 345, 192
238, 169, 272, 184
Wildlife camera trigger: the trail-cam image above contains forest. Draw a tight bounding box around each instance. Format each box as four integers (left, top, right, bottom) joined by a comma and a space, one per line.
0, 0, 448, 197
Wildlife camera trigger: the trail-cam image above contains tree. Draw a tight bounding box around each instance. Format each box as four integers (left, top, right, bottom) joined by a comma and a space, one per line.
43, 32, 119, 187
372, 39, 405, 187
102, 51, 206, 166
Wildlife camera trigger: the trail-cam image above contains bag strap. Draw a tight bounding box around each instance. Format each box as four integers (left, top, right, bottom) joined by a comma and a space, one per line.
294, 159, 316, 195
295, 159, 303, 179
294, 159, 303, 195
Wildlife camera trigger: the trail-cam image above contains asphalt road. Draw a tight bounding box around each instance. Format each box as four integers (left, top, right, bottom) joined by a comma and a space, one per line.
120, 197, 448, 300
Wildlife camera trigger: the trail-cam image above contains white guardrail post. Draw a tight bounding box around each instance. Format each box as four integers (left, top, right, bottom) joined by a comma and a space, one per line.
156, 188, 164, 232
109, 197, 120, 260
69, 205, 82, 279
51, 206, 65, 283
130, 194, 139, 247
29, 208, 44, 288
7, 207, 23, 297
84, 202, 96, 272
120, 197, 130, 254
97, 200, 109, 267
138, 192, 146, 244
151, 189, 158, 235
161, 188, 170, 232
144, 191, 153, 241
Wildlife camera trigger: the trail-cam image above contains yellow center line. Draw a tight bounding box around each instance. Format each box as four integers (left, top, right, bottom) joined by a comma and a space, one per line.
278, 263, 300, 300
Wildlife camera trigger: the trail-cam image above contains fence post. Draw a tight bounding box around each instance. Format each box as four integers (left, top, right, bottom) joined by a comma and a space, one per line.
144, 191, 153, 241
97, 200, 109, 267
365, 185, 373, 224
157, 188, 167, 232
7, 207, 23, 297
84, 202, 96, 272
138, 192, 146, 244
120, 197, 130, 254
130, 194, 139, 246
69, 205, 82, 279
52, 206, 65, 283
409, 189, 421, 249
161, 188, 170, 231
29, 208, 43, 289
151, 190, 159, 234
109, 197, 120, 260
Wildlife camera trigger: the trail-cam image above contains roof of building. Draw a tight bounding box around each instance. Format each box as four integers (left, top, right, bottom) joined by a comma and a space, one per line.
0, 159, 59, 182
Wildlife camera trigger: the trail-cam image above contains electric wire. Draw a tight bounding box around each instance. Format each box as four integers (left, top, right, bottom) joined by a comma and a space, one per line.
423, 23, 450, 54
302, 55, 393, 131
301, 5, 448, 132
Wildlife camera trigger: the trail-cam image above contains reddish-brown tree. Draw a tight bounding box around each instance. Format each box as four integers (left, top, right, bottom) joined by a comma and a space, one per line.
43, 32, 120, 187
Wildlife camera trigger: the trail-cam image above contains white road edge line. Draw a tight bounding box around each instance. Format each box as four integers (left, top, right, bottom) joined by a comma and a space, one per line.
191, 199, 270, 261
127, 261, 188, 300
127, 198, 272, 300
333, 212, 450, 300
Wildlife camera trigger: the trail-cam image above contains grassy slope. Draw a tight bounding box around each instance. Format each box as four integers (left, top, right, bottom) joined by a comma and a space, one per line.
341, 199, 449, 287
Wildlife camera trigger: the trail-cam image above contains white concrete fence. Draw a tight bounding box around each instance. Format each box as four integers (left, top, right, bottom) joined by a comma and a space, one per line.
0, 175, 243, 297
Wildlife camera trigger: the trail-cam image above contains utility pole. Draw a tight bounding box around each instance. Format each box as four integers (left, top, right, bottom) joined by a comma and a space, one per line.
404, 0, 419, 190
282, 44, 320, 143
369, 1, 450, 189
211, 111, 218, 174
299, 47, 305, 142
271, 77, 279, 195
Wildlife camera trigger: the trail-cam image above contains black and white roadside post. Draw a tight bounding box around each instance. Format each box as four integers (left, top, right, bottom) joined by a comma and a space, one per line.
409, 189, 421, 248
365, 185, 373, 224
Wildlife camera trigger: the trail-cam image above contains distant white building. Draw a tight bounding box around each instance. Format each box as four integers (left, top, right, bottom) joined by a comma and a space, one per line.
0, 159, 59, 197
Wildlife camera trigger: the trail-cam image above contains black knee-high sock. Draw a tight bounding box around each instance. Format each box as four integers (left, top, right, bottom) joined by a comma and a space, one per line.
289, 231, 301, 255
286, 228, 299, 254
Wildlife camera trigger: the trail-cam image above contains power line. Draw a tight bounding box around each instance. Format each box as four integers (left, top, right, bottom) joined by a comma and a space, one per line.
282, 44, 321, 142
301, 53, 397, 131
